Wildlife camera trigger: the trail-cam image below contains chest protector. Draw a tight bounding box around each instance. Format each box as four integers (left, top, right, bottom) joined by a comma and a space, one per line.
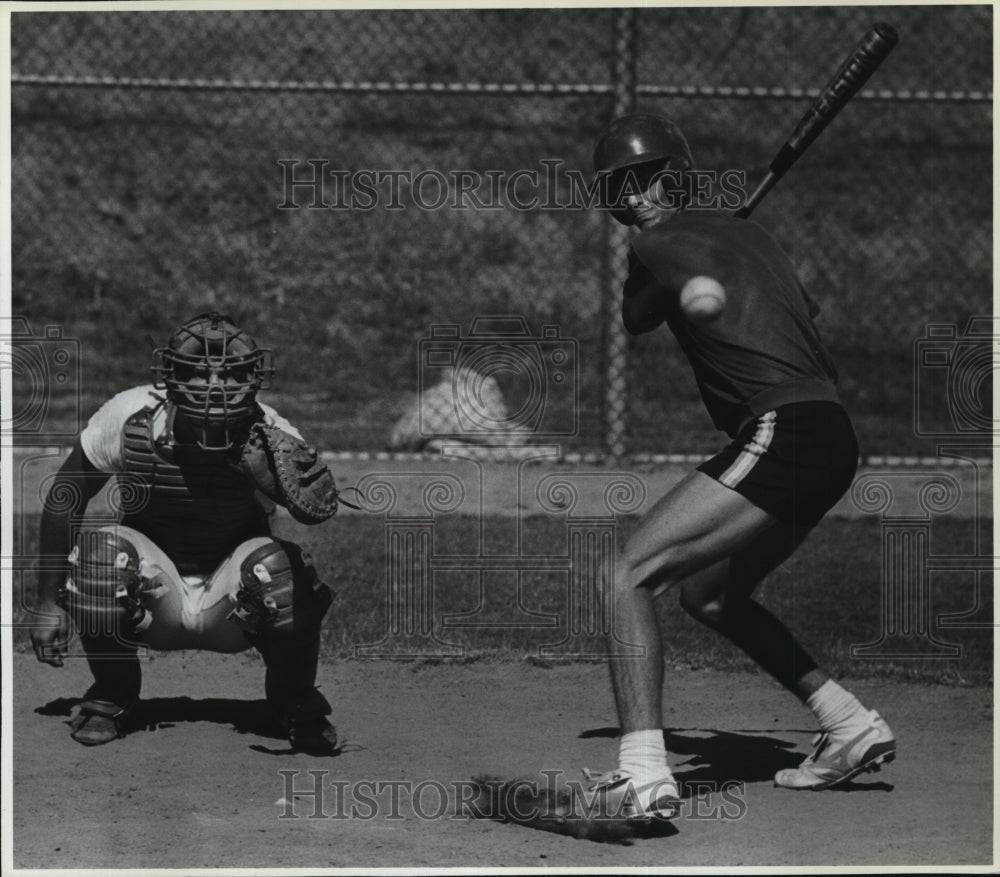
119, 403, 269, 575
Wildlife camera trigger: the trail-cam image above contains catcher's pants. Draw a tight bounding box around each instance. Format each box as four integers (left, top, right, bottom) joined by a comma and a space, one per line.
75, 525, 326, 717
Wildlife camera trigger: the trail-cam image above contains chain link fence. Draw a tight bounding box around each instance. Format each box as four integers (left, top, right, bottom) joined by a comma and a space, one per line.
10, 6, 991, 457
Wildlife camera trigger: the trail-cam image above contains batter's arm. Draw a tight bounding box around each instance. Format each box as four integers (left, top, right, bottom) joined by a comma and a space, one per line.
622, 254, 671, 335
627, 230, 734, 330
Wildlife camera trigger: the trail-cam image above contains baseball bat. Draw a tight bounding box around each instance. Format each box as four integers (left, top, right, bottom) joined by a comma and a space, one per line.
735, 22, 899, 218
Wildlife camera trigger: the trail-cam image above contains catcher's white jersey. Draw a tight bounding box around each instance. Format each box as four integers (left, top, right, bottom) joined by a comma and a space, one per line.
80, 385, 302, 473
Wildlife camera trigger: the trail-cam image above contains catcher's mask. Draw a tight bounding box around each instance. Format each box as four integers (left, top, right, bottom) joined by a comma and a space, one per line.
152, 311, 274, 450
593, 112, 694, 225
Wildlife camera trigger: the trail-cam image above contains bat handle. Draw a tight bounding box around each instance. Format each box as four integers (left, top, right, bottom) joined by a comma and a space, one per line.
735, 171, 777, 219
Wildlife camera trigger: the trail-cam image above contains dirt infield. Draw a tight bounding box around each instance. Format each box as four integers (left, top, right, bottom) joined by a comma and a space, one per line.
12, 652, 993, 870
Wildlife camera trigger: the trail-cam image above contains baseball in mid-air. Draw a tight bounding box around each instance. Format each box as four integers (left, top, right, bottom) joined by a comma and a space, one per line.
680, 275, 726, 322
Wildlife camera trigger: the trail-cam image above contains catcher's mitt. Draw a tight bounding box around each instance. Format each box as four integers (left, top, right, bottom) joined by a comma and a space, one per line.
241, 423, 339, 524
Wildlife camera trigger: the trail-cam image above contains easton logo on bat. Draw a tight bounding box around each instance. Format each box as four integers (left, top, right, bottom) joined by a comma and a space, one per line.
738, 22, 899, 218
789, 24, 900, 147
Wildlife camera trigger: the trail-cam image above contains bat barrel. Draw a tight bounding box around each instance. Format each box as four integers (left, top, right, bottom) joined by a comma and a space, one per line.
872, 22, 900, 49
775, 22, 900, 168
737, 22, 899, 218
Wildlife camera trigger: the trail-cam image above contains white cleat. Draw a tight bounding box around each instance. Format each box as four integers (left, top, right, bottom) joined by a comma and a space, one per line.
775, 711, 896, 790
580, 768, 682, 821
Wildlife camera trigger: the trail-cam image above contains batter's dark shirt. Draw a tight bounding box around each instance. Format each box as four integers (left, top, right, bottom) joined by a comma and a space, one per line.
628, 210, 840, 436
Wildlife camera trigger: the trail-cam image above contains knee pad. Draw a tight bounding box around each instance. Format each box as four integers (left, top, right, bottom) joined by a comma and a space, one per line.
60, 529, 153, 638
228, 541, 332, 637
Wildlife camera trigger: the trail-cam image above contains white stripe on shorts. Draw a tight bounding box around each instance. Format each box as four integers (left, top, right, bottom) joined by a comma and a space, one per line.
718, 410, 777, 488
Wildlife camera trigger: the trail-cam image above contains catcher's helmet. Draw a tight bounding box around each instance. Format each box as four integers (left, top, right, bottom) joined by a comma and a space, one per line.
152, 312, 273, 449
593, 113, 694, 175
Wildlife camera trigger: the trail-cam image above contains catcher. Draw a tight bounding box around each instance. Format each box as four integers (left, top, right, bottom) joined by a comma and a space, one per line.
29, 311, 341, 752
582, 114, 896, 820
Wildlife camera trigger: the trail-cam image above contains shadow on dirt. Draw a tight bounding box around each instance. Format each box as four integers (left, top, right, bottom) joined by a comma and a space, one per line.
468, 773, 679, 845
37, 695, 285, 739
579, 726, 893, 792
36, 695, 353, 758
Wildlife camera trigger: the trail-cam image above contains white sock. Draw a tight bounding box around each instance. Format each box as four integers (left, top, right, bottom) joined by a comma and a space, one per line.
618, 730, 674, 786
807, 680, 869, 740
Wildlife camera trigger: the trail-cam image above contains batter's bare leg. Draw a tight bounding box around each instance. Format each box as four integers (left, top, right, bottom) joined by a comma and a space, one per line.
676, 515, 896, 790
589, 472, 775, 818
609, 471, 776, 733
678, 521, 827, 699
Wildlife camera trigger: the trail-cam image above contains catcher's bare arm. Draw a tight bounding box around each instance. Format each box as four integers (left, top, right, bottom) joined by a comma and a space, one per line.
240, 423, 340, 525
32, 442, 110, 665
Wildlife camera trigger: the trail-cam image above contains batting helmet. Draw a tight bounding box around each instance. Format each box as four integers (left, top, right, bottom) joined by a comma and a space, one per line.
152, 312, 274, 449
593, 114, 695, 225
593, 113, 694, 175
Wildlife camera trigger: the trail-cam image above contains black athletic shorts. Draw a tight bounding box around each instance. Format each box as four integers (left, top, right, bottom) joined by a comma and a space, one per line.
697, 401, 859, 527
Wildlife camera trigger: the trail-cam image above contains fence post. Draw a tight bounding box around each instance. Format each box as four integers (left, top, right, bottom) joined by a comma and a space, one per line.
603, 8, 637, 460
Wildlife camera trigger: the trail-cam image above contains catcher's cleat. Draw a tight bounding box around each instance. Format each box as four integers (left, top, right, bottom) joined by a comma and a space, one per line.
70, 700, 132, 746
288, 716, 339, 755
774, 711, 896, 790
581, 768, 681, 822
